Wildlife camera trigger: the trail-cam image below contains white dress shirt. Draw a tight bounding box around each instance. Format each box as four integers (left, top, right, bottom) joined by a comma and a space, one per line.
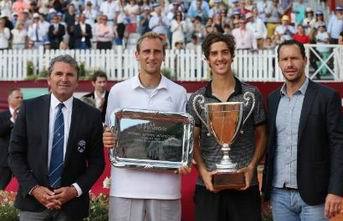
49, 94, 82, 196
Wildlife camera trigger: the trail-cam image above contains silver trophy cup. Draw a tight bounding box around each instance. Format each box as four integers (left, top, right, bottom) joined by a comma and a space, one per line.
192, 92, 255, 190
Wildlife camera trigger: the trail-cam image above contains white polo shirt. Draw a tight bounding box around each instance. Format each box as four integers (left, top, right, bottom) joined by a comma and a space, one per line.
105, 74, 187, 199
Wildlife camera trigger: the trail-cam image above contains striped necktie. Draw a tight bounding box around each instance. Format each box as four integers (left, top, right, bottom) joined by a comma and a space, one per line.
49, 103, 65, 188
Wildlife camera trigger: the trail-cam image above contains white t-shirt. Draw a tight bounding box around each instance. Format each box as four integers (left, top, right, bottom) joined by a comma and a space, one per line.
105, 74, 188, 199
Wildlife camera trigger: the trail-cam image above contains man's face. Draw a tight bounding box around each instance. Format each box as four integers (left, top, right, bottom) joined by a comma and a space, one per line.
92, 76, 107, 93
278, 44, 307, 83
135, 38, 164, 76
51, 16, 59, 24
8, 90, 23, 109
47, 62, 78, 102
79, 15, 86, 23
207, 41, 233, 76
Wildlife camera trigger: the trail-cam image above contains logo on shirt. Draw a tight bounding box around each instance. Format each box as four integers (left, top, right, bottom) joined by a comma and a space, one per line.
166, 96, 173, 103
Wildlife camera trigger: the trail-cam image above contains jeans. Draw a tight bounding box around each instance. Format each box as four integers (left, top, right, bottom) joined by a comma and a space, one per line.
271, 187, 328, 221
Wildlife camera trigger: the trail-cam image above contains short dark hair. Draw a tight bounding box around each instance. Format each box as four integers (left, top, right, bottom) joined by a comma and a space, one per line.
277, 40, 306, 60
202, 32, 236, 60
8, 88, 21, 97
48, 55, 79, 78
92, 70, 107, 82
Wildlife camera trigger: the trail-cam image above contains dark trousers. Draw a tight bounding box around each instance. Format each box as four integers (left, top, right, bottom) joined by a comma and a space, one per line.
194, 184, 261, 221
0, 167, 12, 190
96, 41, 112, 49
20, 209, 83, 221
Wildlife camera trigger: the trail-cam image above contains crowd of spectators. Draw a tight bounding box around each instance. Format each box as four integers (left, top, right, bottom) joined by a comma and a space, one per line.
0, 0, 342, 50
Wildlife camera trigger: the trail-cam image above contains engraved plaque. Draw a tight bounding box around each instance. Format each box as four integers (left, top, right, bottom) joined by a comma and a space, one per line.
109, 109, 194, 170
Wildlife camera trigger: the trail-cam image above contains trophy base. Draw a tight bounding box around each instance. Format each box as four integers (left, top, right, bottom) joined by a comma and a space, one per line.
212, 171, 246, 191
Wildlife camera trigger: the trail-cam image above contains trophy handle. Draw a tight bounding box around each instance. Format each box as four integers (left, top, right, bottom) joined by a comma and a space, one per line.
242, 92, 255, 126
192, 94, 211, 133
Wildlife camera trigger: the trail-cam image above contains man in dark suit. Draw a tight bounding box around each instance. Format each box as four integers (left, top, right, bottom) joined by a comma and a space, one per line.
48, 14, 66, 49
262, 40, 343, 221
9, 55, 105, 221
0, 88, 23, 190
82, 70, 109, 122
73, 14, 93, 49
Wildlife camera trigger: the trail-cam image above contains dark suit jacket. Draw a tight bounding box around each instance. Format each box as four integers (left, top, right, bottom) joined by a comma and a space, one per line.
9, 95, 105, 219
82, 91, 109, 122
48, 23, 66, 49
0, 110, 12, 167
73, 23, 93, 49
262, 80, 343, 205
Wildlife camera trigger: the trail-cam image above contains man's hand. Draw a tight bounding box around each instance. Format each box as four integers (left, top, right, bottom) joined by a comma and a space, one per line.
237, 165, 255, 190
103, 127, 117, 149
199, 167, 217, 192
325, 194, 343, 218
31, 186, 61, 210
50, 186, 78, 205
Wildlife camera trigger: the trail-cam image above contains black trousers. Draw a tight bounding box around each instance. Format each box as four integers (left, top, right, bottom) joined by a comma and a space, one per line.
0, 167, 12, 190
194, 185, 261, 221
96, 41, 112, 49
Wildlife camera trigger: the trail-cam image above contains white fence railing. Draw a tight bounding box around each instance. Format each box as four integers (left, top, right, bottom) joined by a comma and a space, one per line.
0, 45, 342, 81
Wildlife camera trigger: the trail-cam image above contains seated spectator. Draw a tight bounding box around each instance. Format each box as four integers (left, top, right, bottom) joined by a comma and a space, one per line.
303, 7, 316, 34
124, 0, 140, 34
187, 0, 210, 23
27, 13, 49, 48
265, 0, 282, 37
186, 33, 200, 50
292, 24, 310, 44
246, 11, 267, 49
0, 0, 12, 18
191, 16, 205, 41
83, 1, 98, 26
114, 0, 127, 45
313, 10, 326, 30
99, 0, 117, 25
11, 22, 27, 49
73, 14, 93, 49
48, 13, 66, 49
137, 6, 151, 35
327, 6, 343, 44
170, 11, 187, 49
0, 17, 10, 49
229, 9, 241, 30
231, 16, 257, 50
51, 0, 64, 14
12, 0, 29, 16
94, 15, 114, 49
292, 0, 306, 25
212, 13, 224, 33
64, 4, 77, 48
274, 15, 295, 42
28, 1, 39, 14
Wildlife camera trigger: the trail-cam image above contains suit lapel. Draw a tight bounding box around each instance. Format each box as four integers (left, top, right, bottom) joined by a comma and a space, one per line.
64, 98, 80, 167
269, 91, 281, 156
41, 95, 51, 176
298, 81, 318, 144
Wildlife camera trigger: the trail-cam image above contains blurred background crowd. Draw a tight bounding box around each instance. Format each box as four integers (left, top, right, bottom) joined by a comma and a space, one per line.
0, 0, 342, 51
